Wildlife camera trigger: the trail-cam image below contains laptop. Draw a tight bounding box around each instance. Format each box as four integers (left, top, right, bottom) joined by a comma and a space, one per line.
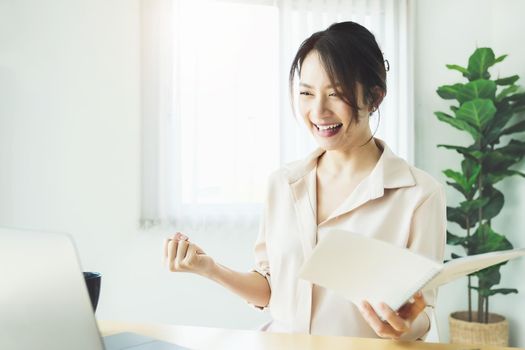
0, 227, 190, 350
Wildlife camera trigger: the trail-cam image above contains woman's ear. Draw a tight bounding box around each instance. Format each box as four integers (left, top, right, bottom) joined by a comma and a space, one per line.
368, 86, 386, 111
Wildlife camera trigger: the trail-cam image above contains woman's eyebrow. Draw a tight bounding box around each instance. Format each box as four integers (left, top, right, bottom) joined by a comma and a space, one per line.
299, 82, 341, 89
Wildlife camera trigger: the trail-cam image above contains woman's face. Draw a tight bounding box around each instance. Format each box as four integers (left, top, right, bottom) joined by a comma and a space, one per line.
298, 51, 372, 151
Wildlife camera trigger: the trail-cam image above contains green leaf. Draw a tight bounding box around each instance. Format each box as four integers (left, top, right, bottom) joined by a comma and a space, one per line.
446, 181, 468, 196
457, 80, 497, 104
447, 231, 467, 246
460, 197, 490, 214
498, 139, 525, 160
496, 85, 519, 102
456, 99, 497, 131
512, 105, 525, 114
437, 84, 464, 100
446, 64, 470, 77
447, 206, 466, 228
485, 109, 517, 145
435, 111, 480, 140
469, 224, 513, 255
437, 145, 483, 161
507, 170, 525, 178
488, 170, 525, 184
485, 288, 519, 296
447, 206, 477, 229
501, 91, 525, 103
481, 187, 505, 220
468, 48, 496, 80
443, 169, 467, 188
462, 157, 478, 178
494, 54, 507, 64
467, 163, 482, 189
495, 75, 519, 86
461, 157, 481, 199
483, 150, 518, 173
501, 120, 525, 136
473, 266, 502, 291
442, 168, 478, 199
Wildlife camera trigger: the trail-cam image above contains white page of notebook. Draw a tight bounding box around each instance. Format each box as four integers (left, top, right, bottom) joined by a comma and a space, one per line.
298, 229, 442, 312
424, 248, 525, 291
299, 229, 525, 313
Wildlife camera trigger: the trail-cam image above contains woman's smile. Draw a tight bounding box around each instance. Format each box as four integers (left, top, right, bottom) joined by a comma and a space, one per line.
312, 122, 344, 137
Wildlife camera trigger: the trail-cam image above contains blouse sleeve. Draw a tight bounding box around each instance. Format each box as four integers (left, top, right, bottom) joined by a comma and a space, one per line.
405, 184, 447, 340
249, 177, 273, 311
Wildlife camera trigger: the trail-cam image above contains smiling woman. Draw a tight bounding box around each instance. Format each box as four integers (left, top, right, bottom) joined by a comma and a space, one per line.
290, 21, 387, 129
271, 22, 445, 339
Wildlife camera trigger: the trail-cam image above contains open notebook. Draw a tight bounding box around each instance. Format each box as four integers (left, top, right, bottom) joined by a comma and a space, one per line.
298, 229, 525, 312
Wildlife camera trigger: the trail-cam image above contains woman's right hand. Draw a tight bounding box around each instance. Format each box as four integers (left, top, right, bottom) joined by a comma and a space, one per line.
163, 232, 216, 278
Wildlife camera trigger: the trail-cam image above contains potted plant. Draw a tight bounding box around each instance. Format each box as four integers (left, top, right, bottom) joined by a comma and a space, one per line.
435, 47, 525, 346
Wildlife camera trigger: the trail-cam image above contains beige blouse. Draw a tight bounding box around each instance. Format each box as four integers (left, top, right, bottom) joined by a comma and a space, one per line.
252, 138, 447, 340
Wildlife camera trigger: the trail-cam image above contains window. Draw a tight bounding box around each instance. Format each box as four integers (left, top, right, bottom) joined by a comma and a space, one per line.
177, 1, 279, 206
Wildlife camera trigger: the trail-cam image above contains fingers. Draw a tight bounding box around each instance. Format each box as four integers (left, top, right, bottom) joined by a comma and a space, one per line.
183, 244, 198, 266
165, 232, 189, 271
175, 239, 190, 269
163, 232, 210, 275
398, 291, 426, 321
163, 236, 172, 262
412, 292, 426, 314
167, 238, 179, 271
378, 302, 409, 333
175, 232, 188, 240
359, 301, 403, 340
164, 232, 186, 261
361, 292, 427, 340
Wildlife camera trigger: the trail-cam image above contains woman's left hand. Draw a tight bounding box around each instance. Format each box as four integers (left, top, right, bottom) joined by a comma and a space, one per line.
358, 291, 426, 340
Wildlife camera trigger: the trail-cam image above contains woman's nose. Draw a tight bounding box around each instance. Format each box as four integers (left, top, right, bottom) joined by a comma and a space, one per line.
311, 96, 328, 117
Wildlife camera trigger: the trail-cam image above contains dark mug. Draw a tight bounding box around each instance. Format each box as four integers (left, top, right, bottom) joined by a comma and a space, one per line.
83, 272, 101, 312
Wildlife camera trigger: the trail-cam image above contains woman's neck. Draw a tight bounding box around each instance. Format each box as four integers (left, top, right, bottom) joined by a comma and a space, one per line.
317, 138, 383, 179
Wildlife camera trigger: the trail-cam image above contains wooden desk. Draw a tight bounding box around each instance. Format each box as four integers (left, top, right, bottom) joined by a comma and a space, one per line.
98, 320, 522, 350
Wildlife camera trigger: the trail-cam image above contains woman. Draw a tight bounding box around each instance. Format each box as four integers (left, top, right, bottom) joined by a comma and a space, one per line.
163, 21, 446, 341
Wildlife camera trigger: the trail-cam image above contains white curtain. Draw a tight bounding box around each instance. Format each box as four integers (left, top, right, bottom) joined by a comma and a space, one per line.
140, 0, 413, 232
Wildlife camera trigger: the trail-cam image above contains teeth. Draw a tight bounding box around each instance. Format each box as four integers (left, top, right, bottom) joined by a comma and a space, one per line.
316, 123, 342, 131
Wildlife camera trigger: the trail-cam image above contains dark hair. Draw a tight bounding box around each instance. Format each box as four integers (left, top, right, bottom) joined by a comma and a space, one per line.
289, 21, 387, 123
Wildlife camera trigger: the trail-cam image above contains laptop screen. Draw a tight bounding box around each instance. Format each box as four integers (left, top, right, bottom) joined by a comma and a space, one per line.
0, 227, 105, 350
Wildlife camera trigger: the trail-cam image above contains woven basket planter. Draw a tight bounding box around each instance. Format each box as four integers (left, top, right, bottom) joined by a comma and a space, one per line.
449, 311, 508, 346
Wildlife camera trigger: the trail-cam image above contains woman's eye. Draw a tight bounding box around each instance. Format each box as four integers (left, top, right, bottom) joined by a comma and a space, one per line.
299, 91, 312, 96
329, 92, 338, 97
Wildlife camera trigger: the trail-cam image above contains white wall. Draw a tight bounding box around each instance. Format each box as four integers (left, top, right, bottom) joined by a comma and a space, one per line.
414, 0, 525, 346
1, 0, 525, 347
0, 0, 269, 332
